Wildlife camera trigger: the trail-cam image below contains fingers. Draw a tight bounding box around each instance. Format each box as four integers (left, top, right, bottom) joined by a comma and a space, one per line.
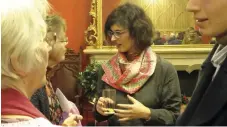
117, 104, 133, 109
96, 97, 116, 116
114, 109, 131, 114
74, 114, 83, 121
115, 112, 130, 118
104, 111, 115, 115
73, 121, 78, 126
97, 106, 115, 116
98, 97, 106, 102
119, 117, 131, 122
96, 97, 106, 112
96, 98, 106, 114
97, 106, 108, 113
114, 109, 131, 118
127, 95, 137, 104
96, 108, 108, 116
96, 104, 112, 116
97, 100, 106, 108
105, 98, 115, 104
99, 97, 115, 107
68, 113, 83, 121
97, 97, 108, 108
63, 114, 79, 126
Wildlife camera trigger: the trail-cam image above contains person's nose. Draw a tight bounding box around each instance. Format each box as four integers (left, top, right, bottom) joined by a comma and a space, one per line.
64, 41, 68, 46
111, 35, 117, 41
186, 0, 201, 13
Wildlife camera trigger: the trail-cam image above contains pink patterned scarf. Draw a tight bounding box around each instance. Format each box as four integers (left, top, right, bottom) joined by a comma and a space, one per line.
102, 47, 157, 94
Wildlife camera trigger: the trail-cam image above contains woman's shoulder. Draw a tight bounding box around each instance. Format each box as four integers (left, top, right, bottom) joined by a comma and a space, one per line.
32, 86, 46, 96
156, 55, 176, 72
30, 86, 47, 101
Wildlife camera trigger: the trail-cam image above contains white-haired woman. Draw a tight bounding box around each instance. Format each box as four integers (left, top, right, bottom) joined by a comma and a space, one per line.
1, 0, 80, 126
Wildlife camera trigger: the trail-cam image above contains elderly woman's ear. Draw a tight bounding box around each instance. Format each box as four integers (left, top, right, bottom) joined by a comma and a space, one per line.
10, 55, 27, 77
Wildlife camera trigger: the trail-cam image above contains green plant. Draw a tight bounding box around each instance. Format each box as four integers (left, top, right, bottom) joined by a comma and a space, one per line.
77, 62, 101, 101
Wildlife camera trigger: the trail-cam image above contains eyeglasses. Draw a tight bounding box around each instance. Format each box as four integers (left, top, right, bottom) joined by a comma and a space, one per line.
57, 37, 68, 44
53, 33, 68, 44
45, 32, 68, 45
107, 30, 127, 39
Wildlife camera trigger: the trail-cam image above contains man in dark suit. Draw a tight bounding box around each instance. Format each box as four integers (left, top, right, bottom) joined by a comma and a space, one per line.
176, 0, 227, 125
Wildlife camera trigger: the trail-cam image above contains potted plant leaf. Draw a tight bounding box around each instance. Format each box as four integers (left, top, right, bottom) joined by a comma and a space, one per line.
77, 62, 101, 103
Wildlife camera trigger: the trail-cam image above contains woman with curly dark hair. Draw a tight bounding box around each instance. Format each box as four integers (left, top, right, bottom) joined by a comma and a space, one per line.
94, 3, 181, 126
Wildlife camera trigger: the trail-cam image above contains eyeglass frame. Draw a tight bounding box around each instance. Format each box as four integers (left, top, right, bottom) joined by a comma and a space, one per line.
107, 30, 128, 39
45, 32, 68, 46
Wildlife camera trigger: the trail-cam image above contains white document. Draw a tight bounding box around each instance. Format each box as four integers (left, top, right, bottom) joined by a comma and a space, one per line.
55, 88, 82, 126
55, 88, 71, 112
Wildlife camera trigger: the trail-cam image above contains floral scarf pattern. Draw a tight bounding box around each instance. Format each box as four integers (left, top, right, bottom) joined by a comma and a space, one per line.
45, 81, 63, 125
102, 47, 157, 94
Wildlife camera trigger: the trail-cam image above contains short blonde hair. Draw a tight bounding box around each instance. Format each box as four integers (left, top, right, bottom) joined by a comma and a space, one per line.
46, 14, 66, 33
1, 0, 50, 80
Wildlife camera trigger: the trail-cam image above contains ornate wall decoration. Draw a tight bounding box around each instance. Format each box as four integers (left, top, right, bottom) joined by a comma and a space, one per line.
84, 0, 103, 48
120, 0, 194, 34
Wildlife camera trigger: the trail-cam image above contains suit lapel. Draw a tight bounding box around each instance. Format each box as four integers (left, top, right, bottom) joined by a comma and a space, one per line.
177, 44, 218, 125
189, 50, 227, 125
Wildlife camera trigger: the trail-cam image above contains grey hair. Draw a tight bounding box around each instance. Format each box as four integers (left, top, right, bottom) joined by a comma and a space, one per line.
1, 0, 50, 80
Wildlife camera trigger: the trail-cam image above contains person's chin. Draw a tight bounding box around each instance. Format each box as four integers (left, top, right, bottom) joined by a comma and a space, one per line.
61, 56, 65, 61
199, 28, 213, 36
41, 77, 47, 85
200, 27, 225, 37
117, 48, 126, 53
58, 57, 65, 63
55, 56, 65, 64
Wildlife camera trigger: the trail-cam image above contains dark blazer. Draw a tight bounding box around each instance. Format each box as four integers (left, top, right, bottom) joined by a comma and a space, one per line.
176, 44, 227, 125
94, 56, 182, 126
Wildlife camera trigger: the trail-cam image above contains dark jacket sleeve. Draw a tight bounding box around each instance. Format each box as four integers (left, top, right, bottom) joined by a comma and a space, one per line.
93, 66, 120, 125
30, 89, 41, 109
30, 86, 50, 119
145, 61, 182, 125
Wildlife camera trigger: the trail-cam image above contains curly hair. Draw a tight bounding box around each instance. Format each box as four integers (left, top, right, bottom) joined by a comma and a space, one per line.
104, 3, 154, 51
